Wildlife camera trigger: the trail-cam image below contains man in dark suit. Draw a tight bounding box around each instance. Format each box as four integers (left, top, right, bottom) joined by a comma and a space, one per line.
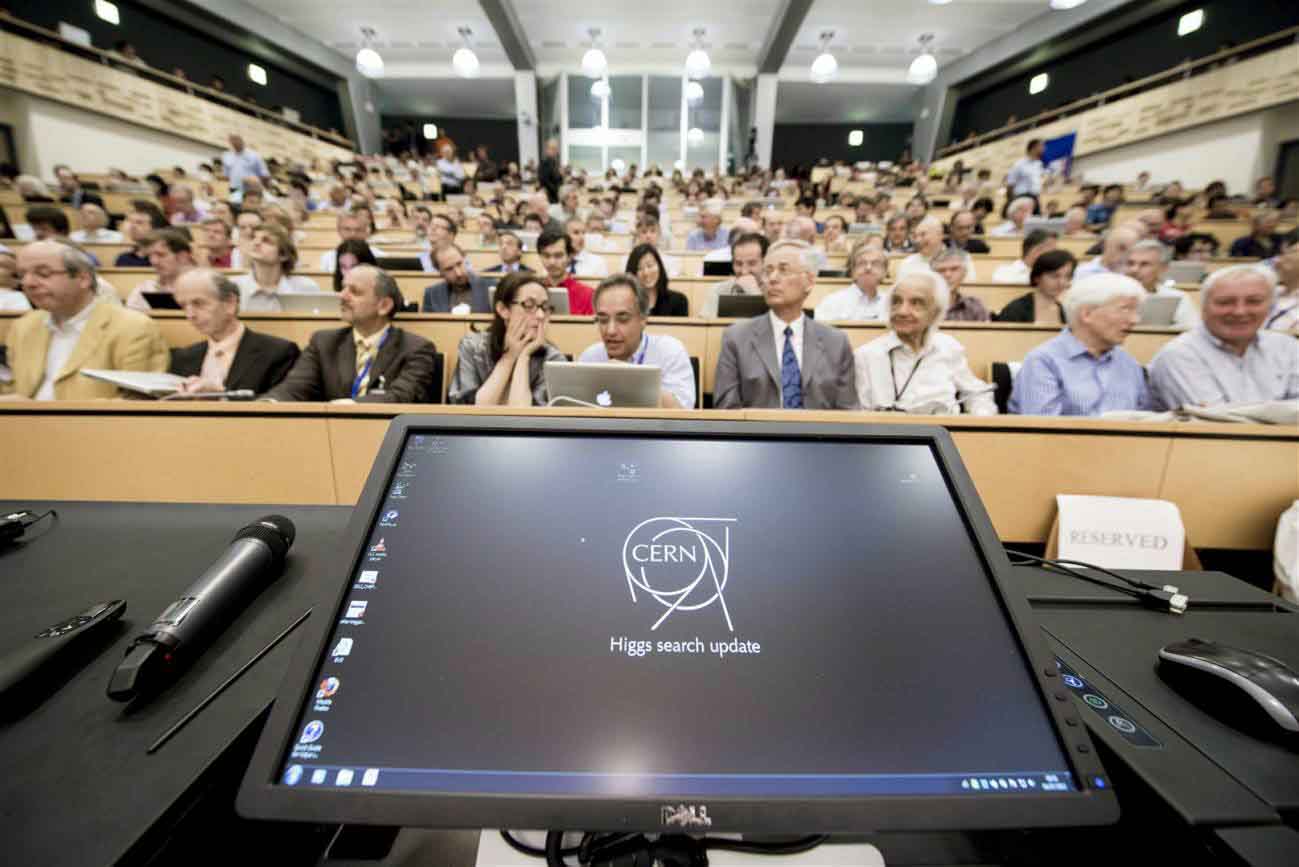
169, 269, 299, 394
482, 231, 530, 274
713, 240, 858, 410
539, 138, 562, 203
421, 243, 493, 313
948, 210, 990, 254
266, 265, 438, 403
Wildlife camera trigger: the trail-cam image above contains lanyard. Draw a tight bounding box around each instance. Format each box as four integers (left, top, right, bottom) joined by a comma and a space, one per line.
351, 329, 391, 398
889, 345, 927, 403
631, 334, 649, 366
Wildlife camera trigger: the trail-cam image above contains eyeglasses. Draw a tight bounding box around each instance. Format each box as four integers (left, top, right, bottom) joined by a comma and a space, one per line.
512, 299, 555, 315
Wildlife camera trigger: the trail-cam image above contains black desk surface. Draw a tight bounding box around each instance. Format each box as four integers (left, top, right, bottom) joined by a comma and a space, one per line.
2, 501, 1296, 867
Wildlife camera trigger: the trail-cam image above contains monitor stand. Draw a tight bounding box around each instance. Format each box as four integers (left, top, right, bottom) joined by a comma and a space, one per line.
475, 830, 886, 866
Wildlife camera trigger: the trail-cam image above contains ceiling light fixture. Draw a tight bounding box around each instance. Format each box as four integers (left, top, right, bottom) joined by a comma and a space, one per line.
687, 127, 704, 146
94, 0, 120, 25
247, 63, 267, 86
685, 28, 711, 80
1178, 9, 1204, 36
1029, 73, 1049, 94
1049, 0, 1089, 10
810, 30, 838, 84
591, 77, 611, 99
848, 130, 864, 146
453, 26, 480, 78
356, 27, 384, 78
423, 123, 438, 140
928, 0, 953, 5
581, 28, 608, 79
907, 33, 938, 85
685, 80, 704, 103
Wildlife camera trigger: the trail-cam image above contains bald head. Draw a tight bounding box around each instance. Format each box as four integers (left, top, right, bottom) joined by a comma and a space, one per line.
788, 215, 817, 242
1102, 227, 1141, 269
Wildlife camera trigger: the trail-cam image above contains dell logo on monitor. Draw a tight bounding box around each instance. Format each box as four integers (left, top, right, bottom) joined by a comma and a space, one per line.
661, 804, 712, 829
622, 517, 737, 632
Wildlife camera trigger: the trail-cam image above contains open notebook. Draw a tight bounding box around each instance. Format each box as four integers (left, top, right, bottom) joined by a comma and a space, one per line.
81, 369, 185, 398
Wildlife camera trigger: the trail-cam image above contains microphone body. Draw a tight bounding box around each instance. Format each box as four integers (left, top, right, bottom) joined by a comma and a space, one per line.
108, 515, 295, 701
161, 389, 256, 401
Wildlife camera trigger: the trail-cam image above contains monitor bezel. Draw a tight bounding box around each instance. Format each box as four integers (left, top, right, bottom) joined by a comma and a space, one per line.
237, 414, 1119, 832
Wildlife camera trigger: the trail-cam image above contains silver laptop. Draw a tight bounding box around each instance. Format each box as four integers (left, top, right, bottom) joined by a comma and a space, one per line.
544, 361, 662, 408
277, 293, 342, 315
1139, 295, 1180, 326
1166, 261, 1207, 285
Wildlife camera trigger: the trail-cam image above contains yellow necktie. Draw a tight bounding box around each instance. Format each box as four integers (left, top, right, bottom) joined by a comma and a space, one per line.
354, 339, 375, 397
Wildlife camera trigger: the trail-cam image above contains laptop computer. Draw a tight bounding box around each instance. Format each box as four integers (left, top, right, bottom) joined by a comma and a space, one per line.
141, 292, 181, 310
702, 259, 733, 277
81, 369, 185, 398
376, 256, 426, 273
544, 361, 662, 408
278, 294, 342, 315
1139, 295, 1180, 326
1166, 261, 1207, 285
717, 294, 768, 318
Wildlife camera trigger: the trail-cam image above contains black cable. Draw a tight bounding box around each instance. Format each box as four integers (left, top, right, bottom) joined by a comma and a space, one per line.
544, 830, 568, 867
706, 834, 829, 854
511, 829, 828, 863
29, 509, 58, 528
1008, 551, 1162, 592
1008, 551, 1189, 613
499, 831, 581, 859
1007, 554, 1145, 600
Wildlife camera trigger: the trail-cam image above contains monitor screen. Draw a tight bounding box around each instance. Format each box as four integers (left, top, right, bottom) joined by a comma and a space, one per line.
268, 428, 1086, 808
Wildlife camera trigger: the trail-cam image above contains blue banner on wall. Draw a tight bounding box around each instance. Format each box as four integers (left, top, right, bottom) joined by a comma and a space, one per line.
1043, 133, 1077, 179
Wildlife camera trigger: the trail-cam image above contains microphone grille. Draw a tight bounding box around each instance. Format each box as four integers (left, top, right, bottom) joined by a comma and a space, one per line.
257, 514, 297, 549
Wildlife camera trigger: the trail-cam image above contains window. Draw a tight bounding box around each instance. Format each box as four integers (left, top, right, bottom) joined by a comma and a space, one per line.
247, 64, 267, 86
1029, 73, 1049, 95
1177, 9, 1203, 37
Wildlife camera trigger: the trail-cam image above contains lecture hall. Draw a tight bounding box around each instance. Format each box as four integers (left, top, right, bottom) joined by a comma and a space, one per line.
1, 1, 1298, 865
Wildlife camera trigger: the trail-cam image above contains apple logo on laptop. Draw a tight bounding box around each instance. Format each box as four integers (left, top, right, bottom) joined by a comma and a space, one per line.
596, 390, 613, 407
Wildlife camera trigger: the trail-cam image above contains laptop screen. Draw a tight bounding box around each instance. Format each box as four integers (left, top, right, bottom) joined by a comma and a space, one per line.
268, 428, 1084, 816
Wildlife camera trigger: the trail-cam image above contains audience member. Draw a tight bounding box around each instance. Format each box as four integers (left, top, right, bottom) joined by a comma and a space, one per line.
1229, 210, 1285, 259
786, 216, 829, 272
168, 269, 300, 395
53, 165, 103, 209
713, 240, 858, 410
822, 215, 850, 254
814, 242, 889, 322
436, 144, 466, 195
422, 243, 492, 313
932, 248, 989, 322
1006, 139, 1045, 200
992, 229, 1057, 284
0, 248, 31, 311
200, 217, 234, 268
16, 175, 55, 203
1149, 265, 1299, 408
761, 211, 785, 245
854, 270, 995, 415
221, 134, 269, 199
1266, 231, 1299, 331
113, 200, 168, 267
526, 192, 564, 235
233, 224, 323, 311
578, 275, 696, 409
1158, 201, 1195, 243
567, 219, 609, 278
995, 249, 1075, 325
1124, 240, 1199, 329
232, 208, 263, 268
1010, 274, 1150, 416
536, 229, 594, 315
626, 244, 689, 316
1173, 232, 1219, 262
686, 206, 730, 251
1086, 184, 1124, 227
1062, 207, 1090, 236
318, 209, 386, 271
332, 239, 378, 292
483, 231, 528, 273
168, 186, 207, 225
990, 197, 1035, 236
948, 210, 989, 254
448, 271, 566, 406
700, 232, 768, 317
883, 215, 913, 253
1253, 176, 1280, 208
550, 186, 583, 224
4, 240, 167, 400
69, 202, 123, 244
17, 205, 71, 242
1075, 226, 1139, 279
126, 229, 196, 310
266, 265, 436, 402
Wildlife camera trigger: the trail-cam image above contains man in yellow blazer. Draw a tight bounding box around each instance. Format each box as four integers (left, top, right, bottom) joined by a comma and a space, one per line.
4, 240, 168, 400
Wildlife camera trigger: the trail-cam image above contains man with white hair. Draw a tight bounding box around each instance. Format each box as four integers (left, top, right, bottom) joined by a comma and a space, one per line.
1009, 274, 1150, 415
1075, 226, 1140, 280
69, 202, 124, 244
990, 197, 1035, 236
1063, 206, 1090, 236
528, 192, 565, 236
1124, 239, 1198, 329
318, 208, 387, 272
713, 239, 858, 409
550, 184, 582, 224
1149, 265, 1299, 409
815, 241, 889, 322
686, 205, 730, 251
1229, 209, 1285, 259
853, 270, 996, 415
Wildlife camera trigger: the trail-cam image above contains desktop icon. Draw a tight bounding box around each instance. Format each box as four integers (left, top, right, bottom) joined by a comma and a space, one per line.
379, 510, 400, 527
283, 765, 304, 785
299, 720, 325, 744
390, 480, 409, 497
357, 570, 378, 586
317, 676, 340, 699
345, 600, 368, 620
362, 768, 380, 786
331, 637, 353, 658
399, 461, 418, 475
336, 769, 354, 786
370, 538, 386, 554
310, 768, 328, 785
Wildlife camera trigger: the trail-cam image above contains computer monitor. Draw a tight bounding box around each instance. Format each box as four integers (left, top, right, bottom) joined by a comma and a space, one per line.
238, 417, 1117, 833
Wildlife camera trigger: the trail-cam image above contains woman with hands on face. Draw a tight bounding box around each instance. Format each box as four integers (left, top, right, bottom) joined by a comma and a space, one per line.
448, 271, 567, 407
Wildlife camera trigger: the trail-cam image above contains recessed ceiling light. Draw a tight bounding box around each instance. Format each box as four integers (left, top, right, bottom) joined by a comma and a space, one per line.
1178, 9, 1204, 36
1029, 73, 1049, 94
1049, 0, 1088, 10
848, 130, 864, 146
423, 124, 438, 139
94, 0, 120, 25
247, 63, 267, 86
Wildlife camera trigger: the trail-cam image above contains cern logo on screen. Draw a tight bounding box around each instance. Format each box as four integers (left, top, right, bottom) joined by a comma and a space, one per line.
621, 517, 737, 632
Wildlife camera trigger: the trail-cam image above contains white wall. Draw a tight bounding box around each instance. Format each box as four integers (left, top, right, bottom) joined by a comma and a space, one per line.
0, 90, 216, 179
1073, 113, 1269, 194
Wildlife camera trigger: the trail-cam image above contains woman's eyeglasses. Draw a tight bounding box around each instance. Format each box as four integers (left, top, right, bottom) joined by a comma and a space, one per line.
512, 299, 555, 315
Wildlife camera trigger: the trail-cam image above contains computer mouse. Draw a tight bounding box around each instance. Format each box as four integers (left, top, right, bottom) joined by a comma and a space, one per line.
1158, 638, 1299, 737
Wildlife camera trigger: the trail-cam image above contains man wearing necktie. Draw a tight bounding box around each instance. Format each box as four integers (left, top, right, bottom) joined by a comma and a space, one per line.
713, 240, 859, 410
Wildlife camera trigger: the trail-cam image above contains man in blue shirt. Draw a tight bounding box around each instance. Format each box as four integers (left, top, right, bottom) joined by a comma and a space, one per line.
1085, 184, 1124, 229
1010, 273, 1151, 416
686, 207, 730, 252
220, 134, 269, 199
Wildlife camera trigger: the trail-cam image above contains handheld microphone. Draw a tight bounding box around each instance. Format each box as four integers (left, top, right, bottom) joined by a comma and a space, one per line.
107, 515, 295, 702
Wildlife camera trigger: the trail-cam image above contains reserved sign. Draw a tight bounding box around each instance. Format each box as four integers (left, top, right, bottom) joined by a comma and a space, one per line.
1056, 495, 1186, 570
